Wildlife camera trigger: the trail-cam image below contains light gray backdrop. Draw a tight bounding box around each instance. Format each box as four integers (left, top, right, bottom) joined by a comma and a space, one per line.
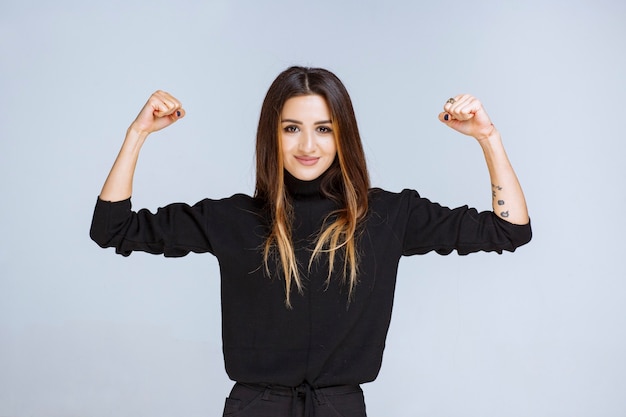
1, 0, 625, 416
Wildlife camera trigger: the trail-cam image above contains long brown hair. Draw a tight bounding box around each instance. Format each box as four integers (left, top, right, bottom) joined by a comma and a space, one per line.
255, 66, 370, 307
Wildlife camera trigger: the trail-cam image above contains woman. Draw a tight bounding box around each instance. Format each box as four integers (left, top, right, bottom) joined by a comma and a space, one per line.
91, 66, 531, 416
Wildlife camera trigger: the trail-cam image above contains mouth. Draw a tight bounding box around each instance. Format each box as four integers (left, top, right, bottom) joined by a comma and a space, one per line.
295, 156, 320, 166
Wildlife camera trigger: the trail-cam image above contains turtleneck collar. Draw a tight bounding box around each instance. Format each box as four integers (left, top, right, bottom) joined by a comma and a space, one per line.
284, 170, 325, 199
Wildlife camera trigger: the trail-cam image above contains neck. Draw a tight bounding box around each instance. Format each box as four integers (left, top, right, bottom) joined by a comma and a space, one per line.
284, 170, 325, 199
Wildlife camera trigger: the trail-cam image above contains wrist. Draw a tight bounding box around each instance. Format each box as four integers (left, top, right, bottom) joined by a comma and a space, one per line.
127, 123, 152, 138
476, 124, 500, 144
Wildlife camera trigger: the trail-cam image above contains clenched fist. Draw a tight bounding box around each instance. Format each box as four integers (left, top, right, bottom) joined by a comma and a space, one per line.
129, 90, 185, 135
439, 94, 496, 142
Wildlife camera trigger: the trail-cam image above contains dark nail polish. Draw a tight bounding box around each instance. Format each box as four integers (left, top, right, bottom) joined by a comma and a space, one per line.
177, 110, 181, 117
444, 114, 449, 121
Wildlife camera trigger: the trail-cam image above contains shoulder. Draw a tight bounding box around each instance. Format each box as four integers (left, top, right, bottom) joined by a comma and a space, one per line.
191, 193, 264, 213
368, 187, 423, 207
366, 188, 430, 226
211, 193, 259, 205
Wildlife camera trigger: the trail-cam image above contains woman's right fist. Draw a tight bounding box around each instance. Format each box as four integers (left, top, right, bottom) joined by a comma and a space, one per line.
130, 90, 185, 135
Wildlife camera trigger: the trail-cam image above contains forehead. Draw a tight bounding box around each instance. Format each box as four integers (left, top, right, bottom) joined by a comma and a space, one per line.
281, 94, 331, 119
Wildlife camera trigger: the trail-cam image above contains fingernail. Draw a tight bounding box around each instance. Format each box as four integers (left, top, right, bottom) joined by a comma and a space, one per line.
177, 110, 181, 117
444, 114, 449, 121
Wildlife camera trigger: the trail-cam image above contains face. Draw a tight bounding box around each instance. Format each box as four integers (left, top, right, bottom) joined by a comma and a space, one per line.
280, 94, 337, 181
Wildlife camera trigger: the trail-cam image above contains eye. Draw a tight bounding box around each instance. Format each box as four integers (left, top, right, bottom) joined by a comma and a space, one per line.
283, 125, 300, 133
317, 126, 333, 134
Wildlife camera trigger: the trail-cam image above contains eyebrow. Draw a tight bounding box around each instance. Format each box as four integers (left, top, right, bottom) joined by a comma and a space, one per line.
281, 118, 332, 125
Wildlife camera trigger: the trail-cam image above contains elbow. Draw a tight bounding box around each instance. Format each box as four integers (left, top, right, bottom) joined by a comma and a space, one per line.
89, 221, 114, 249
507, 219, 532, 250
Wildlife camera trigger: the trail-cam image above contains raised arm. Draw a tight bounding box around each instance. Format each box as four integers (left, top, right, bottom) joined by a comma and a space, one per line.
99, 91, 185, 202
439, 95, 529, 225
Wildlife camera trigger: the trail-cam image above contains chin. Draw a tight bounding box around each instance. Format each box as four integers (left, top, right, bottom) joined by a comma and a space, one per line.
284, 167, 322, 181
294, 173, 322, 181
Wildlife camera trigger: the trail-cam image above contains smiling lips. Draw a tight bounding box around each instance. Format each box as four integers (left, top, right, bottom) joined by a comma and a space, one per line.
295, 156, 320, 166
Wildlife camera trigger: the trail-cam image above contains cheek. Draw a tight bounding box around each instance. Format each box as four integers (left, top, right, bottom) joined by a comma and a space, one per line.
327, 140, 338, 157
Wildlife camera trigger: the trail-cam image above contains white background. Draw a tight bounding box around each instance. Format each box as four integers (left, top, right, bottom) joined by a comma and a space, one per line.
1, 0, 625, 416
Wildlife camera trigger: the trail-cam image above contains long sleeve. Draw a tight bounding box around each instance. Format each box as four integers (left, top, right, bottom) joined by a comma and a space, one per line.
391, 189, 531, 256
89, 187, 531, 388
90, 197, 214, 257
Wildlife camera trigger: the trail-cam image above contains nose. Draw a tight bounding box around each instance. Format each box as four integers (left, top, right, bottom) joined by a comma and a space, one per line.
298, 129, 315, 153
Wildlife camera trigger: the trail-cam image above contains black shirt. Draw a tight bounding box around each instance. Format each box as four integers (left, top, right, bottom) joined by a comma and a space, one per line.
90, 175, 531, 387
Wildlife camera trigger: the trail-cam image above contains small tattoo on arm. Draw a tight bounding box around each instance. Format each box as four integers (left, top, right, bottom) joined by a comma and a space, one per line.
497, 200, 505, 206
500, 211, 510, 218
492, 184, 503, 200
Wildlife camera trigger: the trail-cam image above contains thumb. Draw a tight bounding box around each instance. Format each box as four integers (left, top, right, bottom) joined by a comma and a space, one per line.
438, 112, 453, 124
438, 111, 467, 135
162, 108, 186, 127
149, 108, 186, 133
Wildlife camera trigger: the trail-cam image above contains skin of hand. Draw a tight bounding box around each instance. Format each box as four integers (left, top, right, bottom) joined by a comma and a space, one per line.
438, 94, 495, 141
98, 91, 185, 202
130, 90, 186, 135
436, 94, 530, 225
